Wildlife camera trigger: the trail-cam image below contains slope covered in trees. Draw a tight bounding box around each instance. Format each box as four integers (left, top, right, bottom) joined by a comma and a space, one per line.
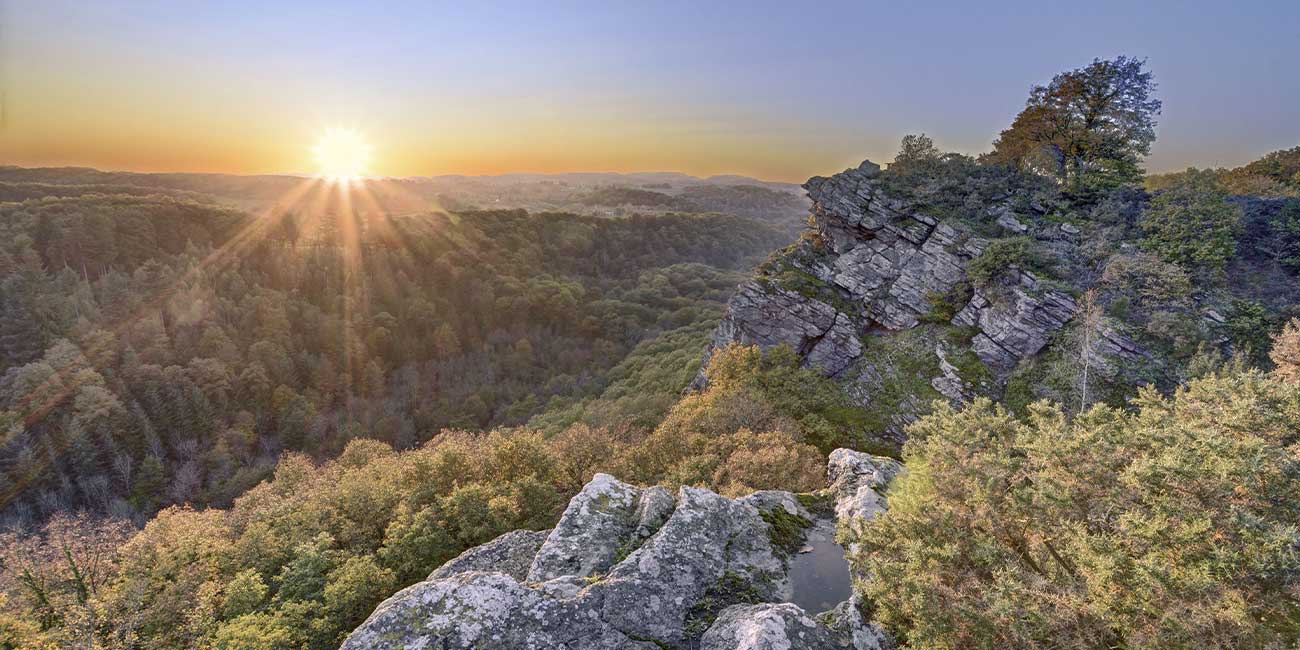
0, 193, 788, 524
0, 344, 855, 649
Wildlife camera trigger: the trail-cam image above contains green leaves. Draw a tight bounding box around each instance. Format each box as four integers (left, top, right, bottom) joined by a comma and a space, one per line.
853, 372, 1300, 648
1140, 168, 1243, 272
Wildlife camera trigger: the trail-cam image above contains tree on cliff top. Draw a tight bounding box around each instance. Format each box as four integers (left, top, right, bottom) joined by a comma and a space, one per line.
989, 56, 1161, 195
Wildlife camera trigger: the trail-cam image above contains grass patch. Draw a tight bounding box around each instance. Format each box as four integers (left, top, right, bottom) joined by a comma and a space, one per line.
683, 571, 770, 638
920, 282, 973, 324
760, 508, 813, 556
796, 492, 836, 519
851, 327, 945, 435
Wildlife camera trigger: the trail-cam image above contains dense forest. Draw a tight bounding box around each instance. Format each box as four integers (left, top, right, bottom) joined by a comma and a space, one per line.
0, 193, 788, 523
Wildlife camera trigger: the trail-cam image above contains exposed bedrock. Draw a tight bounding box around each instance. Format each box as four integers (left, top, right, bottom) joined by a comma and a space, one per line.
341, 450, 900, 650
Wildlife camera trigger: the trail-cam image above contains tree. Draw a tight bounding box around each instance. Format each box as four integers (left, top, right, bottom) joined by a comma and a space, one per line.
1140, 168, 1243, 271
892, 133, 941, 170
220, 569, 268, 620
851, 370, 1300, 648
0, 513, 133, 644
990, 56, 1161, 193
322, 555, 396, 641
1074, 289, 1102, 411
1272, 198, 1300, 272
1271, 318, 1300, 382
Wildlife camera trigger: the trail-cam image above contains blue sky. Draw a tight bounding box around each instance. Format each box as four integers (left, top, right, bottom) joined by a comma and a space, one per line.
2, 0, 1297, 180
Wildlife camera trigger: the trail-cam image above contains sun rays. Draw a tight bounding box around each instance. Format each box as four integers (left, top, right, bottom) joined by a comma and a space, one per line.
0, 174, 445, 511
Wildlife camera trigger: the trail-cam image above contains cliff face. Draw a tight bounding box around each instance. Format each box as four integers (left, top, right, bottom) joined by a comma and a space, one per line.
696, 160, 1158, 440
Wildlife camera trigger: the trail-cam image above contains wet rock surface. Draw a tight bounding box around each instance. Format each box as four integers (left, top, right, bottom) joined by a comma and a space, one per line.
342, 451, 896, 650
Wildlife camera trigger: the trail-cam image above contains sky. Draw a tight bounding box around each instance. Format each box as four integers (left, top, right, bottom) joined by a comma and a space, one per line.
1, 0, 1297, 182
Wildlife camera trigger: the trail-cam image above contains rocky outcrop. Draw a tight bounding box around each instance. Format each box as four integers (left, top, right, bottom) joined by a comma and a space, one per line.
699, 282, 863, 382
342, 450, 901, 650
696, 158, 1156, 436
527, 474, 674, 583
952, 276, 1077, 373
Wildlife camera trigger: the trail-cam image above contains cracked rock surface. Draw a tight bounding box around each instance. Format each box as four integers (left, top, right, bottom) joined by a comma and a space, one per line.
341, 451, 898, 650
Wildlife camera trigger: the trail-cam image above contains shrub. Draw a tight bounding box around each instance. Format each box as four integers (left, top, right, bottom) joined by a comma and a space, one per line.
967, 237, 1043, 287
852, 371, 1300, 649
1140, 169, 1243, 271
1099, 252, 1192, 307
1273, 198, 1300, 272
1271, 318, 1300, 383
1225, 299, 1276, 366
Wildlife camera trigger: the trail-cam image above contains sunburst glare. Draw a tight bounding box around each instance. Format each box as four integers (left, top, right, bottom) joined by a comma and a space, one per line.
312, 128, 371, 181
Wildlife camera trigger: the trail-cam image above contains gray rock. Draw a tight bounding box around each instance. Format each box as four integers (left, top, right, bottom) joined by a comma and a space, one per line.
694, 281, 862, 386
820, 596, 892, 650
931, 343, 973, 402
740, 490, 808, 520
955, 279, 1077, 373
827, 449, 902, 524
592, 486, 789, 645
701, 603, 840, 649
994, 209, 1029, 233
528, 473, 673, 583
1086, 326, 1155, 379
340, 571, 658, 650
633, 485, 677, 539
428, 529, 549, 582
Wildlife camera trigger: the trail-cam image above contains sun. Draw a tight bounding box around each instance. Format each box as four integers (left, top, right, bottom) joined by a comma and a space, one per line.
312, 128, 371, 181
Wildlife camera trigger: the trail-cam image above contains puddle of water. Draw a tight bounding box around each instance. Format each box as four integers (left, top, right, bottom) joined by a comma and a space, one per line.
787, 535, 853, 614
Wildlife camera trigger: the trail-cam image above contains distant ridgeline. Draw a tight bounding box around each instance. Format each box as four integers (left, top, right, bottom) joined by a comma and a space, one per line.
0, 166, 810, 231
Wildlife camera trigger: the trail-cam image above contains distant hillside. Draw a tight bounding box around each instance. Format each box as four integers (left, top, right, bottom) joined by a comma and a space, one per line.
0, 166, 810, 231
0, 193, 789, 524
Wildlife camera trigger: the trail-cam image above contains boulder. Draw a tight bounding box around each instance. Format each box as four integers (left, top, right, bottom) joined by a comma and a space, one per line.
339, 571, 658, 650
819, 595, 892, 650
827, 449, 902, 523
527, 474, 672, 583
701, 603, 839, 649
592, 486, 790, 645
